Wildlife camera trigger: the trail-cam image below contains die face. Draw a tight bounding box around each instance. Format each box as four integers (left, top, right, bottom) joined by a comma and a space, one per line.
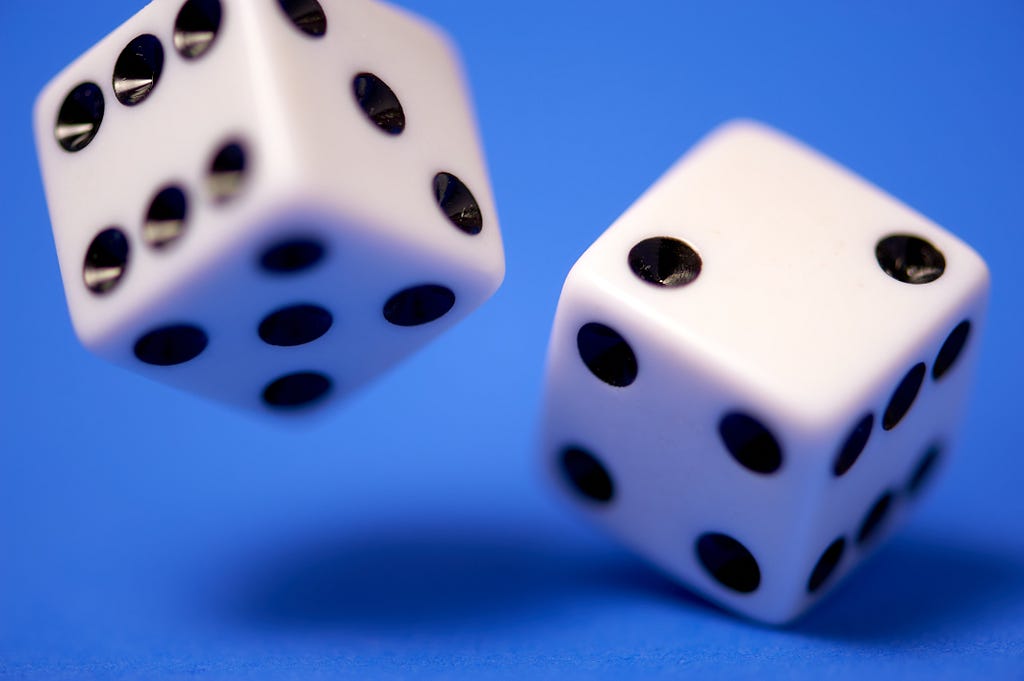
543, 289, 988, 624
540, 279, 831, 623
252, 0, 504, 282
570, 120, 989, 432
34, 0, 298, 347
92, 204, 494, 414
797, 295, 988, 610
540, 120, 990, 624
34, 0, 503, 414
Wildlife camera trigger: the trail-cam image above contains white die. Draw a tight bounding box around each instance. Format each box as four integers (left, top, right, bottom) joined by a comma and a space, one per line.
33, 0, 504, 414
539, 120, 989, 624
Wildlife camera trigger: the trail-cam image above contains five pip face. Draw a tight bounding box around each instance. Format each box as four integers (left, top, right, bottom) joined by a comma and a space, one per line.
34, 3, 989, 624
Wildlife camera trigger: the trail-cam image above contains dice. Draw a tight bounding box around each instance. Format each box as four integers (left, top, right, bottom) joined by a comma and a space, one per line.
33, 0, 504, 414
539, 121, 989, 624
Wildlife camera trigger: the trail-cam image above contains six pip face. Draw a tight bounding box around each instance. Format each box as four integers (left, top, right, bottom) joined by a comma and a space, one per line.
33, 4, 990, 623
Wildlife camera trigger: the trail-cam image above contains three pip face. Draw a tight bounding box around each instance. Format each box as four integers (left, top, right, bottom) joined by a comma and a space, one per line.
34, 1, 989, 624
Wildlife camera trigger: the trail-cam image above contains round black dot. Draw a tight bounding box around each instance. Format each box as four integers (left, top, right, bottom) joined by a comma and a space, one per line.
718, 412, 783, 475
208, 140, 248, 203
856, 491, 895, 546
258, 304, 333, 347
695, 532, 761, 594
174, 0, 223, 59
576, 322, 638, 388
876, 234, 946, 285
277, 0, 327, 37
353, 73, 405, 135
144, 186, 188, 249
383, 285, 456, 327
55, 82, 104, 152
434, 172, 483, 235
882, 363, 926, 431
807, 537, 846, 593
559, 446, 614, 503
628, 237, 702, 288
907, 444, 942, 496
833, 412, 874, 477
112, 34, 164, 106
259, 238, 326, 274
134, 324, 208, 366
933, 320, 972, 381
83, 228, 130, 294
262, 371, 332, 408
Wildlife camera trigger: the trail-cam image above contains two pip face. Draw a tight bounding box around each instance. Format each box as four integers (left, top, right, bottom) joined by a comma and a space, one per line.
35, 1, 989, 625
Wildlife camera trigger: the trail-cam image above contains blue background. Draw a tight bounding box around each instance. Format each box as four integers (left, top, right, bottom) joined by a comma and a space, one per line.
2, 1, 1023, 678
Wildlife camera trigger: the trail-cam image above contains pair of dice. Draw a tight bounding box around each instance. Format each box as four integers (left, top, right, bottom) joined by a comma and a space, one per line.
34, 0, 989, 624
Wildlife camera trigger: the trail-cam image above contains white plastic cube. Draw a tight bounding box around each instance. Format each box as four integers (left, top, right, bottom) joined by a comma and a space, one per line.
539, 120, 989, 624
34, 0, 503, 414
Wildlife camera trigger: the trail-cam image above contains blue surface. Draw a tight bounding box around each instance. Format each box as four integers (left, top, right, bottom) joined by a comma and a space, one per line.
2, 1, 1023, 678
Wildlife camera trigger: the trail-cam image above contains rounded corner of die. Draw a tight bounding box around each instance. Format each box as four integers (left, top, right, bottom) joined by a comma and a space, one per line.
943, 233, 993, 305
971, 249, 993, 296
372, 0, 464, 62
764, 604, 813, 629
64, 311, 105, 359
489, 255, 508, 295
706, 118, 780, 145
697, 119, 814, 167
31, 87, 51, 131
554, 256, 595, 302
409, 8, 463, 59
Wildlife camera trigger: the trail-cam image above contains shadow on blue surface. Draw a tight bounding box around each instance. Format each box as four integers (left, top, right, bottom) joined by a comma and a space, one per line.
218, 521, 1023, 641
796, 533, 1024, 642
218, 521, 701, 635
